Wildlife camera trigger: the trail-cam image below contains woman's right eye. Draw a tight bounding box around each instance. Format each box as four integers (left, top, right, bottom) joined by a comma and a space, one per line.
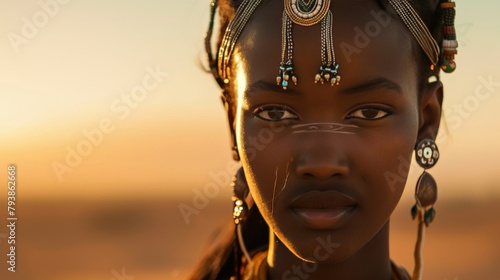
253, 105, 299, 122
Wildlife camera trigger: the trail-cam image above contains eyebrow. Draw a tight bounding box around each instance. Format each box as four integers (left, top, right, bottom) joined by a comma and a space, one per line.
247, 77, 403, 96
340, 78, 403, 95
247, 80, 300, 95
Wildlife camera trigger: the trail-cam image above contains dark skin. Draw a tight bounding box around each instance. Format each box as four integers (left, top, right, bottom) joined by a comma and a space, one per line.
226, 1, 443, 279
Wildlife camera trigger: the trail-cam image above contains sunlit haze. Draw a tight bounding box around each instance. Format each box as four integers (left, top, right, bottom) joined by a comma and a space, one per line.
1, 0, 499, 200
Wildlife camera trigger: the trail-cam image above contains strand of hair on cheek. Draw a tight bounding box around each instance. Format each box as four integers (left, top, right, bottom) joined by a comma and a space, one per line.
271, 157, 294, 216
276, 157, 293, 198
271, 166, 280, 217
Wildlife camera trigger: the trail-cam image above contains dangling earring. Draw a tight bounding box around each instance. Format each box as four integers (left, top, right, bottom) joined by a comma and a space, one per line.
231, 168, 252, 280
411, 139, 439, 280
232, 146, 240, 161
440, 0, 458, 73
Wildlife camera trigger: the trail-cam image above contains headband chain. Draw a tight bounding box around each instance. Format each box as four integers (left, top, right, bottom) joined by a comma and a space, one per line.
218, 0, 263, 84
388, 0, 440, 69
207, 0, 458, 90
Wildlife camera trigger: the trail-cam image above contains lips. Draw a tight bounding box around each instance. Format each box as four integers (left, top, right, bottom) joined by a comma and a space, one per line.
290, 190, 357, 229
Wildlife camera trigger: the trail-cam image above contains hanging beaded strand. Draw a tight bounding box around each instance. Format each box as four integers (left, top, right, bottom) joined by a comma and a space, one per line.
440, 0, 458, 73
315, 11, 340, 86
278, 0, 340, 90
276, 12, 297, 90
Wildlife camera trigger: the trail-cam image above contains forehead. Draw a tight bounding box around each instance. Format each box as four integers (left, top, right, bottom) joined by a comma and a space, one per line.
231, 0, 417, 94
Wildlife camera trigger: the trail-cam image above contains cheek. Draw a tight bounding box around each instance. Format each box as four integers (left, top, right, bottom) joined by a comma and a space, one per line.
354, 117, 418, 214
362, 136, 413, 205
236, 110, 292, 219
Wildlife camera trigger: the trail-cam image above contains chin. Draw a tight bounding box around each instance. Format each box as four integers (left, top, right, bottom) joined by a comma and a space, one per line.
276, 227, 356, 263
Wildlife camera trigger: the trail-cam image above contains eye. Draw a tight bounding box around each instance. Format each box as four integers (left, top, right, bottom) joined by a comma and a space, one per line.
346, 107, 391, 120
253, 105, 299, 122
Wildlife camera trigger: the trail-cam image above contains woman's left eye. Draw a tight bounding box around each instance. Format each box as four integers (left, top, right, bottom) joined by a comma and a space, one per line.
346, 108, 390, 120
253, 106, 299, 122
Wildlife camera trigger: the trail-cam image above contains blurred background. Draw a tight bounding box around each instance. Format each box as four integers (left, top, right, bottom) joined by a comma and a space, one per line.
0, 0, 499, 279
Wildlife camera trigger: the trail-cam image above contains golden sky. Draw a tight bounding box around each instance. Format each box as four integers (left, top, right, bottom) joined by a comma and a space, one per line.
1, 0, 499, 200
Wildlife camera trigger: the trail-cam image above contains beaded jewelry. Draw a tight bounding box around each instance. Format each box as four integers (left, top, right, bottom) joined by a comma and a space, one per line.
387, 0, 458, 74
206, 0, 458, 92
440, 0, 458, 73
218, 0, 263, 85
277, 0, 340, 90
411, 139, 440, 280
231, 168, 253, 280
388, 0, 440, 70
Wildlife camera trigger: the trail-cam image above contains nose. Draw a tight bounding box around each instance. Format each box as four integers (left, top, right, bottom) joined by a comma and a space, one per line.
294, 141, 350, 180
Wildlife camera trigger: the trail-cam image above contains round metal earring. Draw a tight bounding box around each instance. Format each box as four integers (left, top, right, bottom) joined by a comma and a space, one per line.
415, 138, 440, 169
231, 168, 249, 224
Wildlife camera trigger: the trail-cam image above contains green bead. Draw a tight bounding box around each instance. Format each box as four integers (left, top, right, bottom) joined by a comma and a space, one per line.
411, 204, 418, 220
424, 207, 436, 227
441, 59, 456, 73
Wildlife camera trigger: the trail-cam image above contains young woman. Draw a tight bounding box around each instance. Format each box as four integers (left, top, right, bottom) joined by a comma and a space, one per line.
192, 0, 458, 279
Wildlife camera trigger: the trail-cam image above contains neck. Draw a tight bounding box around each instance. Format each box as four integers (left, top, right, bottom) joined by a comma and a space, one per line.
266, 221, 392, 280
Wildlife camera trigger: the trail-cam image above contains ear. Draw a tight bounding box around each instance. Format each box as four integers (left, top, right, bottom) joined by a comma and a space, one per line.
417, 80, 443, 141
233, 167, 254, 208
221, 89, 240, 161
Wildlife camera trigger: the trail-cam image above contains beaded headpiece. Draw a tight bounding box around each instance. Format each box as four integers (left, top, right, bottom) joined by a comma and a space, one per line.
277, 0, 340, 89
205, 0, 458, 90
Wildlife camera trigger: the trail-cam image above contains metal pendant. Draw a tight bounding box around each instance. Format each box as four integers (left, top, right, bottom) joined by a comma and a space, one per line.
415, 171, 438, 208
415, 139, 439, 169
284, 0, 331, 26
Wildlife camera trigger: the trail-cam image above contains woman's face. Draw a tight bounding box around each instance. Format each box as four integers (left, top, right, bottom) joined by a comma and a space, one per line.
231, 0, 429, 262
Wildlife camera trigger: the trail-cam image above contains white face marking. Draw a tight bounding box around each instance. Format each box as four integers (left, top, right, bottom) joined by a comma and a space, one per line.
291, 122, 359, 135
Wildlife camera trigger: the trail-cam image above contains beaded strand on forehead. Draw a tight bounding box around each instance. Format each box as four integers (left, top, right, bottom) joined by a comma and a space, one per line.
316, 9, 341, 86
276, 0, 340, 90
206, 0, 458, 93
276, 10, 298, 90
207, 0, 458, 91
